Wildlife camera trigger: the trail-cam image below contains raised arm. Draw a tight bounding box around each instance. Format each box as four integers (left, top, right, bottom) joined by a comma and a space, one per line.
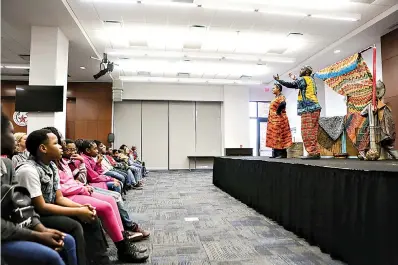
276, 79, 299, 89
273, 74, 299, 89
84, 159, 113, 183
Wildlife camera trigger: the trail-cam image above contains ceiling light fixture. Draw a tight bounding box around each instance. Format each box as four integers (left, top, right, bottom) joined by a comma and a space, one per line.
258, 10, 308, 17
118, 59, 269, 76
80, 66, 86, 69
138, 0, 196, 7
120, 76, 263, 85
310, 14, 360, 21
1, 64, 30, 69
334, 49, 341, 54
201, 5, 255, 13
107, 49, 296, 64
230, 0, 351, 10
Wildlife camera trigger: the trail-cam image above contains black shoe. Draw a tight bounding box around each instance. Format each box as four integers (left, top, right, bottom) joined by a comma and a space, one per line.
130, 243, 148, 253
116, 240, 149, 263
301, 154, 321, 160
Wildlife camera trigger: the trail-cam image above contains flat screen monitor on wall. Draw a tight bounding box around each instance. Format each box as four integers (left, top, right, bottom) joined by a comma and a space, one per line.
15, 85, 64, 112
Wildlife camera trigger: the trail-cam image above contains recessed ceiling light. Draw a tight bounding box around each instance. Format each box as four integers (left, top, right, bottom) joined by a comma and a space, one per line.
334, 50, 341, 54
1, 64, 30, 69
80, 66, 86, 69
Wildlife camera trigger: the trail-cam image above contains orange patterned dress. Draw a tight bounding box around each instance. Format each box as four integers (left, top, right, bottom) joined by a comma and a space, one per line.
266, 94, 293, 149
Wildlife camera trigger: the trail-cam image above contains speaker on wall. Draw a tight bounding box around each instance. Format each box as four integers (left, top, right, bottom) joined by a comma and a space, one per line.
107, 133, 115, 144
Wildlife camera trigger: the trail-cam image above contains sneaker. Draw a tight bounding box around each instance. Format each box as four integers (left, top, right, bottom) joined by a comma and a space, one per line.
131, 223, 150, 238
117, 241, 149, 263
124, 231, 143, 242
129, 243, 148, 253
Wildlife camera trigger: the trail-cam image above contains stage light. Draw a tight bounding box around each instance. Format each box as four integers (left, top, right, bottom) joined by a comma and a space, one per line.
93, 53, 115, 80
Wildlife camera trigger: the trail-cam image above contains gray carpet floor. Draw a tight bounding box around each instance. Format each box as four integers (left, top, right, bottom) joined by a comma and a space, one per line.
107, 170, 345, 265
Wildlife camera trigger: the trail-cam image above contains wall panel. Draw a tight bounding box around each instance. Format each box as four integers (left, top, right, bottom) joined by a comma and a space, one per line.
169, 102, 195, 169
141, 101, 169, 170
114, 101, 142, 157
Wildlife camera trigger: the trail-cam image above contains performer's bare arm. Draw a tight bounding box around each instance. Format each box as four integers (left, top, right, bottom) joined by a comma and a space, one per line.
276, 101, 286, 115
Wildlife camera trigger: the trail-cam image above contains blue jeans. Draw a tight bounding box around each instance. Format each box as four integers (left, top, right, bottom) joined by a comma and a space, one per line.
104, 170, 125, 185
118, 203, 134, 229
125, 169, 136, 185
129, 165, 142, 183
60, 234, 78, 265
2, 234, 77, 265
107, 181, 122, 193
111, 168, 134, 186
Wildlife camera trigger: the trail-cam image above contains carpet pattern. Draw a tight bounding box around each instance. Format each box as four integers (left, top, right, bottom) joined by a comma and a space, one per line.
106, 171, 345, 265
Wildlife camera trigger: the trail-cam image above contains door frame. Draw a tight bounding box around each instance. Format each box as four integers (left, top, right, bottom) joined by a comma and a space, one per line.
257, 117, 268, 156
250, 101, 271, 156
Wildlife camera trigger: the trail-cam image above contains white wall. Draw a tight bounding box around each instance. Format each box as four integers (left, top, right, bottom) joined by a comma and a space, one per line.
284, 89, 302, 143
223, 86, 250, 149
114, 101, 142, 158
27, 113, 58, 135
195, 102, 222, 156
114, 100, 221, 169
122, 83, 223, 101
324, 85, 347, 117
141, 102, 169, 170
28, 27, 69, 135
249, 85, 275, 101
168, 102, 195, 169
121, 82, 252, 155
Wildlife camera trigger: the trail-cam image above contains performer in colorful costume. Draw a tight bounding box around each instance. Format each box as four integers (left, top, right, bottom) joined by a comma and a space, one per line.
360, 80, 398, 160
266, 84, 292, 158
273, 66, 322, 159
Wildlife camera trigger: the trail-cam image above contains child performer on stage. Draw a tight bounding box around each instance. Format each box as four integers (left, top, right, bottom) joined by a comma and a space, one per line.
266, 84, 292, 158
273, 66, 322, 159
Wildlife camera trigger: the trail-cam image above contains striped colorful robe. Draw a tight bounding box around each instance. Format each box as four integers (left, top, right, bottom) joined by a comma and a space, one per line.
266, 94, 293, 150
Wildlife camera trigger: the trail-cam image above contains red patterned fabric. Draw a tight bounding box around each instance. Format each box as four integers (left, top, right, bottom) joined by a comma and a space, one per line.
301, 110, 321, 155
266, 94, 293, 150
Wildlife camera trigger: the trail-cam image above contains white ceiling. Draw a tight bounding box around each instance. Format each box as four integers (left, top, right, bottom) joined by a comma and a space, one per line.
1, 0, 398, 84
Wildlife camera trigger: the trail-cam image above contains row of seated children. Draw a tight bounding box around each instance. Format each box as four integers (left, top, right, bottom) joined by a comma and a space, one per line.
1, 111, 150, 265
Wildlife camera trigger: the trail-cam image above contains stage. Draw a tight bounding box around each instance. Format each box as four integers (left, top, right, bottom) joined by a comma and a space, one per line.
213, 157, 398, 265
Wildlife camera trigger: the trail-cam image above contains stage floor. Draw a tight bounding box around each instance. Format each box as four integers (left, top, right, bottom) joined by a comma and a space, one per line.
221, 156, 398, 172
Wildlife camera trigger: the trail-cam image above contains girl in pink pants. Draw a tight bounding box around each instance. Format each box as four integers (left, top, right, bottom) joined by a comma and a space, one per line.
69, 191, 123, 241
58, 159, 139, 243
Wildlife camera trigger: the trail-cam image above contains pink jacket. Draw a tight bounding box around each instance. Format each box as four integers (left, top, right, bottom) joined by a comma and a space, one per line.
58, 159, 90, 197
81, 154, 113, 184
